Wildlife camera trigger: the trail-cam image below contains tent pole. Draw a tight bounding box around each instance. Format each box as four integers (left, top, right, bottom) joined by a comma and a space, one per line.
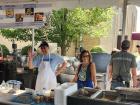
32, 28, 35, 53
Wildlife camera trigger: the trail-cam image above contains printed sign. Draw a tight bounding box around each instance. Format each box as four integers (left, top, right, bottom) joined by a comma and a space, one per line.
34, 12, 44, 21
0, 3, 52, 28
25, 8, 34, 16
5, 9, 14, 18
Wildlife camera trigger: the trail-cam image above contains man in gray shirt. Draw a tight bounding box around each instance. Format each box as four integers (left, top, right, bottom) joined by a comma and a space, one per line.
109, 40, 137, 89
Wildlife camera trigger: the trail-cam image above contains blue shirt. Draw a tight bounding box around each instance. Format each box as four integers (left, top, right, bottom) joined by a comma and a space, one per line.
33, 53, 64, 72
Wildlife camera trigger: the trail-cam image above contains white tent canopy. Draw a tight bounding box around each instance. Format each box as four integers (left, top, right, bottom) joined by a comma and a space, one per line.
0, 0, 140, 9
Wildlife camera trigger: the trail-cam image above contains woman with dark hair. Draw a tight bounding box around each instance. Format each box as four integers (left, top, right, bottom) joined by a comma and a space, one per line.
72, 50, 97, 89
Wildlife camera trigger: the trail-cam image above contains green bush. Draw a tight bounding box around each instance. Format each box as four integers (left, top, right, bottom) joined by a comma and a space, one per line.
90, 46, 105, 53
21, 45, 32, 55
0, 44, 9, 57
21, 45, 37, 55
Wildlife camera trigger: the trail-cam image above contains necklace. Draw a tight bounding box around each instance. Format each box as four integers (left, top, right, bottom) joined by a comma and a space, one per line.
81, 64, 88, 71
82, 63, 88, 67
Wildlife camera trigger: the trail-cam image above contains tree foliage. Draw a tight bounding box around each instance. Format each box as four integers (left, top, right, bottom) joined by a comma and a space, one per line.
48, 7, 114, 55
0, 28, 47, 43
47, 8, 90, 55
21, 45, 32, 55
90, 46, 105, 53
87, 7, 115, 36
21, 45, 37, 55
0, 44, 9, 57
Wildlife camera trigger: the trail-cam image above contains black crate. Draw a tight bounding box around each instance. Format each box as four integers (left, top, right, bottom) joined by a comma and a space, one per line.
67, 88, 100, 105
67, 90, 140, 105
94, 90, 140, 105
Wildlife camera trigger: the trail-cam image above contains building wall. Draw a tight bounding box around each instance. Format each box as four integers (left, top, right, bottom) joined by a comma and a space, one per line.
66, 35, 100, 56
125, 5, 137, 36
82, 35, 100, 51
66, 42, 76, 56
100, 5, 137, 53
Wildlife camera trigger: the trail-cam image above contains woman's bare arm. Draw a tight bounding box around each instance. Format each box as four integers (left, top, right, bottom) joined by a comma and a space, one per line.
108, 64, 113, 82
90, 63, 97, 87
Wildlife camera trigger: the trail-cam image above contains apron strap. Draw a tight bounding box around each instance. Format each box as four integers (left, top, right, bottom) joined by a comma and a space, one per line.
41, 55, 44, 61
41, 53, 50, 62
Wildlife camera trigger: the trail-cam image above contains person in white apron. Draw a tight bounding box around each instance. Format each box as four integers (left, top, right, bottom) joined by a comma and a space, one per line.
35, 54, 57, 90
28, 41, 66, 91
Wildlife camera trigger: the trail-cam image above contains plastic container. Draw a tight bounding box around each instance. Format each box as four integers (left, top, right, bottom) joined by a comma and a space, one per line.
7, 80, 22, 90
55, 82, 77, 105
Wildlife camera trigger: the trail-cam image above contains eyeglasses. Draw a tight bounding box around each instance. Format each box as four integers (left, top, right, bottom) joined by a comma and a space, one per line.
40, 46, 46, 49
82, 55, 89, 58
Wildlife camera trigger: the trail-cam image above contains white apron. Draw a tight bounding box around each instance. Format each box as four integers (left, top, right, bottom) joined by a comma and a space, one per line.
35, 54, 57, 91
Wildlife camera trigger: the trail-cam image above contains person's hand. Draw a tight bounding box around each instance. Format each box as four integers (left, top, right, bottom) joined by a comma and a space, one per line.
133, 80, 138, 88
95, 86, 101, 89
28, 48, 36, 61
133, 83, 138, 88
70, 80, 74, 83
55, 70, 60, 76
133, 84, 138, 88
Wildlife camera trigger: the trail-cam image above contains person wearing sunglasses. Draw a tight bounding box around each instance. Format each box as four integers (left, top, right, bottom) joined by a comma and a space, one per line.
28, 41, 66, 91
72, 50, 97, 89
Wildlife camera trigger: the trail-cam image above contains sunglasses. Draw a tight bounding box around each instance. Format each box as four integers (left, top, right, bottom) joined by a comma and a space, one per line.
82, 55, 89, 58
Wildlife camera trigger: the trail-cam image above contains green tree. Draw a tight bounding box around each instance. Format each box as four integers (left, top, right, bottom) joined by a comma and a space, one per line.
21, 45, 37, 55
48, 8, 114, 55
48, 8, 89, 55
0, 28, 47, 43
0, 44, 9, 57
87, 7, 114, 36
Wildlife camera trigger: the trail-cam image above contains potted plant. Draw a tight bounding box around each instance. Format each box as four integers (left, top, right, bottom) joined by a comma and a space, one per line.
90, 46, 111, 73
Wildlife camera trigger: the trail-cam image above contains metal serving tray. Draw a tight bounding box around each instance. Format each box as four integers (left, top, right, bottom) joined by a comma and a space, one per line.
94, 90, 140, 105
67, 88, 100, 105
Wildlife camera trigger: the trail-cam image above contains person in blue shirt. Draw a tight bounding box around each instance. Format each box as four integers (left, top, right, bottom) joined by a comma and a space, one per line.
28, 41, 66, 91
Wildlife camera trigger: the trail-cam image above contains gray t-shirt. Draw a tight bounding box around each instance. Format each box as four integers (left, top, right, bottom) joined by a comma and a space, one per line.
110, 51, 137, 82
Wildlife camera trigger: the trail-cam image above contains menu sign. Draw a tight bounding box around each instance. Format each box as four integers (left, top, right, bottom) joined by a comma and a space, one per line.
0, 3, 52, 28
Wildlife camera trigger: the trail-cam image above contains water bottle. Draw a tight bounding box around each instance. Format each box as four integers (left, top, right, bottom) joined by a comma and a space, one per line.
1, 80, 6, 89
